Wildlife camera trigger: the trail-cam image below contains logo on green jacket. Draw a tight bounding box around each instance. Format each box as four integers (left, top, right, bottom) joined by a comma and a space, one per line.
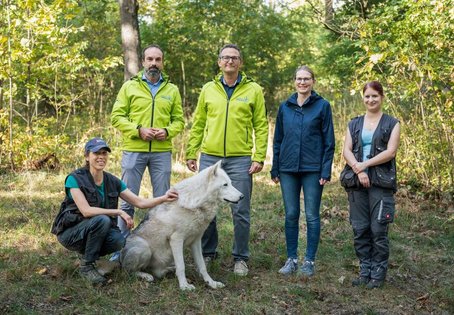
160, 95, 172, 100
236, 97, 249, 103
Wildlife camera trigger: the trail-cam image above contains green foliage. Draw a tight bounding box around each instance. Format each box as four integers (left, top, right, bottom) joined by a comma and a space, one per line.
140, 0, 316, 111
0, 0, 123, 169
1, 0, 452, 195
352, 0, 454, 192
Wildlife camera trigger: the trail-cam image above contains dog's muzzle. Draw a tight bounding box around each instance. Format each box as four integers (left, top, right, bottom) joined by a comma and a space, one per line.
224, 194, 244, 204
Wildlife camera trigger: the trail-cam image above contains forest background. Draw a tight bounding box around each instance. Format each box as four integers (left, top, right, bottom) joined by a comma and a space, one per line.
0, 0, 453, 314
1, 0, 452, 194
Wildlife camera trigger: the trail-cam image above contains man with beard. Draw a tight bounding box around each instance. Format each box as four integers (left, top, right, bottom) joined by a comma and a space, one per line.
111, 44, 184, 249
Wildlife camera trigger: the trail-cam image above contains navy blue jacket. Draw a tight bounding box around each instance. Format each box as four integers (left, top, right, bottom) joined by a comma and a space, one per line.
270, 91, 335, 180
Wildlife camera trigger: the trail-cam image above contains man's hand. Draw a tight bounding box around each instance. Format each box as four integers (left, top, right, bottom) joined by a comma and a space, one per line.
248, 161, 263, 174
151, 128, 167, 141
186, 159, 198, 172
139, 127, 155, 141
139, 127, 167, 141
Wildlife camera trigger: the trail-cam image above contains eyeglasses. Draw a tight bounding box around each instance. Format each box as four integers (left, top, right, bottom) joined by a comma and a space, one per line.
219, 56, 241, 62
295, 77, 313, 83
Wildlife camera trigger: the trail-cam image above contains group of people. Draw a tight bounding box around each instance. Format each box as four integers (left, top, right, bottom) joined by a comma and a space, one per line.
51, 43, 400, 290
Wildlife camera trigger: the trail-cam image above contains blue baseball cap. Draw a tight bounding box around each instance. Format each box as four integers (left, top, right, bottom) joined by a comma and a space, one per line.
84, 137, 111, 153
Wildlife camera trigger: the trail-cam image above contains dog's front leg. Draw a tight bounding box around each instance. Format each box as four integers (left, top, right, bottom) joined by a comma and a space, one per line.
169, 235, 195, 291
191, 237, 225, 289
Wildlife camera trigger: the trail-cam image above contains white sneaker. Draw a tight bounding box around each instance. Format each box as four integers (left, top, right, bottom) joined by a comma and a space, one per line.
234, 260, 249, 276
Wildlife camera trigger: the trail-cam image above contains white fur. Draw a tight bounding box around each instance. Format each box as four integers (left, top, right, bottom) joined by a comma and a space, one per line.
120, 161, 243, 290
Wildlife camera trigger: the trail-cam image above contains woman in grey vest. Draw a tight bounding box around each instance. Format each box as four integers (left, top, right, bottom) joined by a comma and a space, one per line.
52, 138, 178, 286
342, 81, 400, 289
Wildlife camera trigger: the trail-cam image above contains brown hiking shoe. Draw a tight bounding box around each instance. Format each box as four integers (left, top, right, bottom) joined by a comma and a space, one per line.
79, 262, 107, 286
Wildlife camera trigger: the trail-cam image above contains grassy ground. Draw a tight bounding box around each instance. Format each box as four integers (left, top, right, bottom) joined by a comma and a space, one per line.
0, 163, 453, 315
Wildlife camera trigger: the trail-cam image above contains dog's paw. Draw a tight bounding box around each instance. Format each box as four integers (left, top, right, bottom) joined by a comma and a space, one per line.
208, 281, 225, 289
96, 260, 120, 276
135, 271, 154, 282
180, 283, 196, 291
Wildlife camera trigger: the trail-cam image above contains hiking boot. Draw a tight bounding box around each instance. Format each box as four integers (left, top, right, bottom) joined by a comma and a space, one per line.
79, 261, 107, 286
352, 276, 369, 286
233, 260, 249, 276
366, 279, 384, 289
299, 260, 315, 277
278, 258, 298, 275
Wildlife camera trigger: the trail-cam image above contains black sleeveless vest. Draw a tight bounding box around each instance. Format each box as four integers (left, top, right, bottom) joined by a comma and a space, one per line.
348, 114, 399, 192
51, 167, 122, 235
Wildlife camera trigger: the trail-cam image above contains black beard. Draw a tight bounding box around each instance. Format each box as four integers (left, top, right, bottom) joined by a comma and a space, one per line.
145, 67, 161, 79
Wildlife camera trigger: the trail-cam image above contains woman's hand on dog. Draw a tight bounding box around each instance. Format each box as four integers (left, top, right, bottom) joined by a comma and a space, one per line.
119, 211, 134, 229
163, 189, 179, 202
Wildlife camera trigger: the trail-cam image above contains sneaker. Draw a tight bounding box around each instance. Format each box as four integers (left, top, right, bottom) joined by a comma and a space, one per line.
278, 258, 298, 275
109, 251, 120, 262
233, 260, 249, 276
366, 279, 384, 289
352, 276, 369, 286
300, 260, 315, 277
79, 261, 107, 286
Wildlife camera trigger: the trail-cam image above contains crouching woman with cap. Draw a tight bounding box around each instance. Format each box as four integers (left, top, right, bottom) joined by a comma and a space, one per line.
51, 137, 178, 285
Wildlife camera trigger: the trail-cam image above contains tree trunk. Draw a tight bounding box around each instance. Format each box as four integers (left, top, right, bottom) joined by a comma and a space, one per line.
181, 59, 186, 110
325, 0, 334, 24
119, 0, 141, 81
6, 0, 15, 169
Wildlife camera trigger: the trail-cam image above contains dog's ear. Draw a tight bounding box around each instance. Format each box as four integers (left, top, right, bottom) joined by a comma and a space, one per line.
212, 160, 222, 176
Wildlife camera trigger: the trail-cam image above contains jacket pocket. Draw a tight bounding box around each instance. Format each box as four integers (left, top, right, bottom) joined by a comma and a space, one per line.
377, 196, 395, 224
107, 192, 119, 209
374, 165, 396, 190
340, 164, 359, 189
82, 186, 98, 204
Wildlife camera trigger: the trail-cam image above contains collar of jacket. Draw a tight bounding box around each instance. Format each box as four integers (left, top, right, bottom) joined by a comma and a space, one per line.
213, 71, 253, 85
286, 90, 322, 107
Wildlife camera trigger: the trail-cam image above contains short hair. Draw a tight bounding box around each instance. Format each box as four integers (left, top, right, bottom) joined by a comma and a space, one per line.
363, 81, 384, 96
294, 65, 315, 80
141, 44, 164, 61
218, 44, 242, 59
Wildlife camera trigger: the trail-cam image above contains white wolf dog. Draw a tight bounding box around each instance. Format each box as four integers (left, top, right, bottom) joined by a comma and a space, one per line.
120, 161, 243, 290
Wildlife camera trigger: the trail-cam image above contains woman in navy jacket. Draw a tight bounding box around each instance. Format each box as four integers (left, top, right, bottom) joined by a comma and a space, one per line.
271, 66, 335, 276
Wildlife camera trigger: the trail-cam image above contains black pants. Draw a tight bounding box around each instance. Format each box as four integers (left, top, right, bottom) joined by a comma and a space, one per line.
58, 215, 125, 263
348, 187, 395, 280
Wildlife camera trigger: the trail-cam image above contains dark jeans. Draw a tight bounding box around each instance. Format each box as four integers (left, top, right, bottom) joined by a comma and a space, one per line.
279, 171, 323, 261
348, 187, 395, 280
57, 215, 125, 263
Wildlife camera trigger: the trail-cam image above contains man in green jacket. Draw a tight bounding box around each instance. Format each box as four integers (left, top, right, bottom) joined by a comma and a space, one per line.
111, 44, 184, 242
186, 44, 269, 276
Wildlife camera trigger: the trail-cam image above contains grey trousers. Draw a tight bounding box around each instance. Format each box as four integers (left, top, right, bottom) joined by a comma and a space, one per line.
117, 151, 171, 236
348, 186, 395, 280
199, 154, 252, 261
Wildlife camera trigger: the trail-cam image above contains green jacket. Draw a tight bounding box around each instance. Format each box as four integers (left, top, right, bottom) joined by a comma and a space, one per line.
186, 72, 269, 162
111, 71, 184, 152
